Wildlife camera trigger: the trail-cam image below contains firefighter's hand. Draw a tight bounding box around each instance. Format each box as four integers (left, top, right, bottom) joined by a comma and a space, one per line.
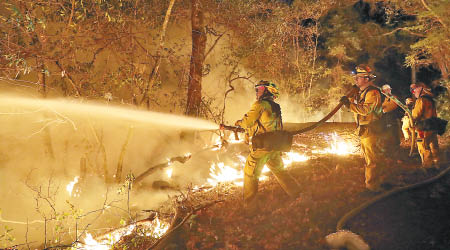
234, 120, 242, 127
340, 96, 350, 108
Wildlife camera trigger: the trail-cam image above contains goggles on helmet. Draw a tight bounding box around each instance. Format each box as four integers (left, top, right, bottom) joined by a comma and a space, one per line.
255, 80, 279, 99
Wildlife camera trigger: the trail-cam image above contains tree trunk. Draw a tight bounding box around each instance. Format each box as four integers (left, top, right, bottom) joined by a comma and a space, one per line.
432, 48, 449, 79
186, 0, 206, 117
38, 65, 47, 98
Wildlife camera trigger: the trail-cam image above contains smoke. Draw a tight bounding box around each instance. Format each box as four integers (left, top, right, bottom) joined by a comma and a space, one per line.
0, 94, 220, 247
201, 76, 351, 124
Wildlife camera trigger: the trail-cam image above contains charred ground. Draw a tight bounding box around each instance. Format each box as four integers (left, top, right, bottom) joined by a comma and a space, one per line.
117, 123, 450, 250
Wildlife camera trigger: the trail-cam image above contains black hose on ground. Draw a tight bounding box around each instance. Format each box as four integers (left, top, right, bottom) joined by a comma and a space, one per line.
337, 163, 450, 231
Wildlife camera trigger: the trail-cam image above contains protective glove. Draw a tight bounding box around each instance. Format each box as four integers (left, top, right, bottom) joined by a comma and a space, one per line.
340, 96, 351, 108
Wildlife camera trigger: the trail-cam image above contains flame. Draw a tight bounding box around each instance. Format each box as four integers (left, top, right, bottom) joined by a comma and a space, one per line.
282, 152, 309, 166
211, 133, 245, 151
146, 217, 170, 238
227, 132, 244, 144
66, 176, 79, 196
166, 168, 173, 178
76, 218, 169, 250
206, 149, 311, 187
79, 226, 135, 250
313, 132, 357, 155
207, 162, 243, 186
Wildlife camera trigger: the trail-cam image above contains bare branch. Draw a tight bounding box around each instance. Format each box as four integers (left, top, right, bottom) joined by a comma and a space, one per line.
380, 27, 426, 37
141, 0, 177, 108
148, 200, 224, 249
420, 0, 447, 28
204, 29, 225, 60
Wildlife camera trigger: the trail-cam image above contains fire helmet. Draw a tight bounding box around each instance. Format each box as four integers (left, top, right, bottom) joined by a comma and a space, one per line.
405, 98, 413, 105
410, 82, 433, 96
352, 64, 376, 79
382, 84, 392, 91
255, 80, 279, 99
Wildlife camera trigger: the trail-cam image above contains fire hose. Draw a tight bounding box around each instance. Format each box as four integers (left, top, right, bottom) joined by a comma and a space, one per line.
330, 163, 450, 249
220, 85, 360, 140
370, 84, 416, 157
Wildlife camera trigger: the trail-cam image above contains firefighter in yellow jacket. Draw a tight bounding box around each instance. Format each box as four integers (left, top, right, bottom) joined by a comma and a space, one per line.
401, 98, 414, 141
235, 81, 300, 205
340, 65, 386, 192
410, 83, 440, 167
381, 84, 402, 154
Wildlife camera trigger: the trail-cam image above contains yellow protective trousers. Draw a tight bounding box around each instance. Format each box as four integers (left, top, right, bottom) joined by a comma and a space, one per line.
417, 133, 440, 167
243, 150, 300, 203
360, 135, 387, 191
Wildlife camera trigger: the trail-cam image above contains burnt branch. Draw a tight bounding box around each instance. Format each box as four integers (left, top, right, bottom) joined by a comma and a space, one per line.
148, 200, 224, 249
221, 65, 254, 123
204, 27, 225, 60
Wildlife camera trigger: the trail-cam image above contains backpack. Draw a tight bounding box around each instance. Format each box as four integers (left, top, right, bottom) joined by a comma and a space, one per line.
250, 100, 293, 152
415, 96, 448, 135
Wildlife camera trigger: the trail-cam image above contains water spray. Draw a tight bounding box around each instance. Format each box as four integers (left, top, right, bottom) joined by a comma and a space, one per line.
0, 94, 218, 131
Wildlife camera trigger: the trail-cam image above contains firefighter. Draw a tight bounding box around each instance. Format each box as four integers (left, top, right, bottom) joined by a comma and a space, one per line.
401, 98, 414, 141
235, 80, 300, 205
380, 84, 402, 153
410, 83, 440, 167
340, 65, 387, 192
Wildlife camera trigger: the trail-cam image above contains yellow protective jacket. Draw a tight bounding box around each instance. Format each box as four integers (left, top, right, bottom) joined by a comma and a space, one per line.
239, 99, 282, 138
412, 95, 437, 121
412, 95, 437, 138
349, 86, 383, 127
382, 95, 399, 113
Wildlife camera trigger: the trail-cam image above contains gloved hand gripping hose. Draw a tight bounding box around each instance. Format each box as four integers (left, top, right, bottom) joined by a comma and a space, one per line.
219, 85, 359, 145
290, 85, 359, 135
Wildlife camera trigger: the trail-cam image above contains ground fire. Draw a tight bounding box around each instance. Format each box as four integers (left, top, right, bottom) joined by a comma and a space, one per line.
1, 0, 449, 249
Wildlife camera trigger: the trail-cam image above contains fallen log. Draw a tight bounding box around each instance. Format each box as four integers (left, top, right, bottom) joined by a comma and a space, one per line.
134, 155, 191, 184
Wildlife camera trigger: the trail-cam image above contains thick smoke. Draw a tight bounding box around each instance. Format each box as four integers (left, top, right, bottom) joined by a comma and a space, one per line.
0, 93, 221, 247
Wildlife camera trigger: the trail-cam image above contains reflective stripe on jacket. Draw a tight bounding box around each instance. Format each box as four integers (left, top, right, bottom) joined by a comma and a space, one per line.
350, 86, 382, 126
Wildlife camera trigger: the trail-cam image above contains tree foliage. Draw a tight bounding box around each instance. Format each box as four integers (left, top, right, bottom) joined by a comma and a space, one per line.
387, 0, 450, 79
0, 0, 448, 113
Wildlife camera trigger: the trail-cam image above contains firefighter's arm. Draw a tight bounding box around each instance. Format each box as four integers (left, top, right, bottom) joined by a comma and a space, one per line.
239, 101, 264, 129
349, 90, 380, 115
411, 98, 424, 122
